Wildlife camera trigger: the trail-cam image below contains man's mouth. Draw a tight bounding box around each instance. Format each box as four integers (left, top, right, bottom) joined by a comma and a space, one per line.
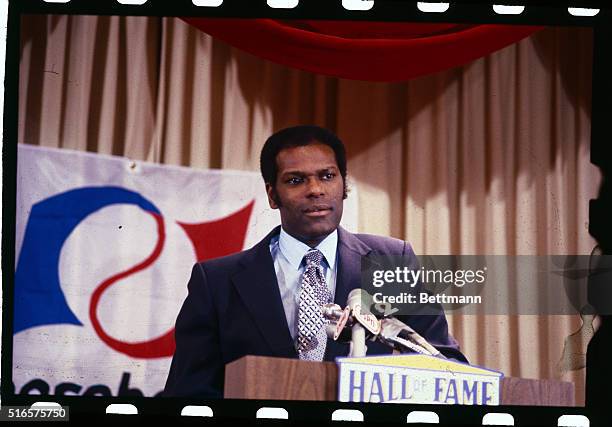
303, 205, 332, 217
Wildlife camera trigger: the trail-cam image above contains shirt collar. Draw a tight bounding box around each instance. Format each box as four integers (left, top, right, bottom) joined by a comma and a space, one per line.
278, 227, 338, 271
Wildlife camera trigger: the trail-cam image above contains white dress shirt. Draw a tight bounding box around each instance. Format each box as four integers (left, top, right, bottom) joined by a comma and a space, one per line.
269, 227, 338, 341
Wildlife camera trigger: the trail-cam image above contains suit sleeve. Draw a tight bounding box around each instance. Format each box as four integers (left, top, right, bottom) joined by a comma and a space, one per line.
163, 263, 224, 398
398, 242, 469, 364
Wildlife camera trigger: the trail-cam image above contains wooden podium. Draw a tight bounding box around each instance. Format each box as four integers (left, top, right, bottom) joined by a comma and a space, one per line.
224, 355, 575, 406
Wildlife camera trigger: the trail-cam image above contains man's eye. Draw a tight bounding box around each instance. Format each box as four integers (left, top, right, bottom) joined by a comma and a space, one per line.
322, 172, 336, 180
287, 177, 303, 185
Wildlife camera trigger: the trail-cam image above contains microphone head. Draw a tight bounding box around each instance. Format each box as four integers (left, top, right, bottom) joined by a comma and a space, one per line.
321, 303, 343, 321
347, 288, 375, 312
379, 317, 441, 357
357, 288, 400, 319
326, 305, 353, 341
379, 317, 408, 339
347, 289, 381, 335
346, 288, 362, 310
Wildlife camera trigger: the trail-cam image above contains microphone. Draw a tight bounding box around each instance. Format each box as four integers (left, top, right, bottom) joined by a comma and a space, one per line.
357, 289, 445, 358
347, 289, 367, 357
323, 303, 353, 342
347, 289, 381, 335
323, 290, 382, 357
378, 317, 443, 357
321, 303, 344, 322
322, 290, 445, 358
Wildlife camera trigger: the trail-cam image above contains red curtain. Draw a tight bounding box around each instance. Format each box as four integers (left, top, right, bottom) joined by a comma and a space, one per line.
183, 19, 543, 82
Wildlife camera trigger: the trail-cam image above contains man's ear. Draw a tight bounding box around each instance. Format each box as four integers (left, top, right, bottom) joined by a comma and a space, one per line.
266, 183, 280, 209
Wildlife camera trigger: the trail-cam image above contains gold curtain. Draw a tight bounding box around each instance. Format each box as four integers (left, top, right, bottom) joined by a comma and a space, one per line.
19, 15, 598, 404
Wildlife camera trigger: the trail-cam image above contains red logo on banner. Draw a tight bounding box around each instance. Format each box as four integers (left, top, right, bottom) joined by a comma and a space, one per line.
89, 201, 255, 358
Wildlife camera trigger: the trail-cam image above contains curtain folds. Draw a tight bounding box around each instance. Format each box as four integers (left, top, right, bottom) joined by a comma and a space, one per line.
183, 18, 542, 82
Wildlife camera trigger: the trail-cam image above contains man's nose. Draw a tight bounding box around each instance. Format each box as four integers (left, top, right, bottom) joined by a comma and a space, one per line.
306, 178, 325, 196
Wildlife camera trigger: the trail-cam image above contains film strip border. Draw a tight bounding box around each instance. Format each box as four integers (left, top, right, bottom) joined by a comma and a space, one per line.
2, 0, 611, 426
8, 0, 612, 23
0, 396, 597, 426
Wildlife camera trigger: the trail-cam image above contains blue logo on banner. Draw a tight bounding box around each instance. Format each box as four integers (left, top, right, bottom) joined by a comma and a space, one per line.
14, 186, 160, 333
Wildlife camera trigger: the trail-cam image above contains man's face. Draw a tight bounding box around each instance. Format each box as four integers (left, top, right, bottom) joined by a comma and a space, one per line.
266, 142, 344, 247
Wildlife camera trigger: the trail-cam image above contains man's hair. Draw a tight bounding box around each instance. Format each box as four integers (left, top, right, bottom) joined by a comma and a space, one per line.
260, 125, 347, 194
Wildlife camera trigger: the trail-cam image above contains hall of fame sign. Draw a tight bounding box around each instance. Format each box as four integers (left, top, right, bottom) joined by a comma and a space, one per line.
337, 354, 503, 405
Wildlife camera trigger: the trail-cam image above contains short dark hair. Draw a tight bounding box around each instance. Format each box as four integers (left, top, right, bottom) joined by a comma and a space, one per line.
260, 125, 347, 191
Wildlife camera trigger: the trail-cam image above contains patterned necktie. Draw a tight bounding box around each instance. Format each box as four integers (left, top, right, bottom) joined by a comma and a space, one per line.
297, 249, 331, 361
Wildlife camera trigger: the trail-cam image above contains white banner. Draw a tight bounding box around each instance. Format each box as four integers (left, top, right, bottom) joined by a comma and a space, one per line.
12, 144, 358, 397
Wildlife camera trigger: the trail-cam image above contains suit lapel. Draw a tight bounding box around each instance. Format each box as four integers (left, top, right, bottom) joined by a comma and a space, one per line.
333, 227, 371, 307
231, 227, 297, 358
325, 227, 372, 361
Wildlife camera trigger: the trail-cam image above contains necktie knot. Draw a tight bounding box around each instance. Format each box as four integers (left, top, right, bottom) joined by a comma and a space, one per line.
304, 249, 323, 268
